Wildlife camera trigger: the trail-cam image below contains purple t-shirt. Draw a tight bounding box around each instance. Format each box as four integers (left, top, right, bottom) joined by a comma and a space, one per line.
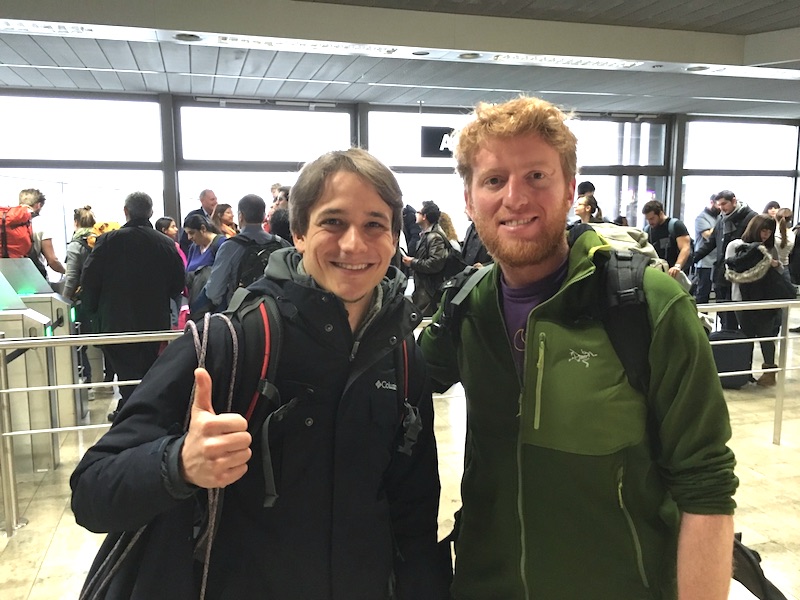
501, 259, 569, 375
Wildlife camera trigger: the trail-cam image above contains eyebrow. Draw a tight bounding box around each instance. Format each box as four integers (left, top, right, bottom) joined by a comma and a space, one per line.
316, 207, 390, 222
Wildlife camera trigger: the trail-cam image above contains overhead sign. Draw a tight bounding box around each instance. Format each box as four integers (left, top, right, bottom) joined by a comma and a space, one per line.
421, 126, 456, 158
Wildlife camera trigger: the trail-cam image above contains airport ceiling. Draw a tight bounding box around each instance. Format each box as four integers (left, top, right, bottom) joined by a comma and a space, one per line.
1, 1, 800, 119
304, 0, 800, 36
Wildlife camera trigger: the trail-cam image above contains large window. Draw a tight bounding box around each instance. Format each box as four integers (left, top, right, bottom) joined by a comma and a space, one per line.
392, 172, 468, 238
568, 120, 667, 167
367, 111, 472, 168
180, 106, 351, 163
684, 121, 798, 171
0, 96, 161, 162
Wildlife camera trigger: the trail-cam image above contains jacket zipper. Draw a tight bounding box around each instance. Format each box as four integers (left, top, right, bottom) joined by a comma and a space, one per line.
616, 468, 650, 589
516, 398, 531, 600
534, 333, 545, 430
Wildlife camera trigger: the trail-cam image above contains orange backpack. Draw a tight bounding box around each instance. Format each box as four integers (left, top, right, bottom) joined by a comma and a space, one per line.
0, 206, 34, 258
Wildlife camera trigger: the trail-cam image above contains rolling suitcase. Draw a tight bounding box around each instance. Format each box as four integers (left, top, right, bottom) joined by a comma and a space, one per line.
708, 329, 753, 389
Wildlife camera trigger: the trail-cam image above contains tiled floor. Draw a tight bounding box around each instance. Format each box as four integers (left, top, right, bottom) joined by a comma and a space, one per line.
1, 331, 800, 599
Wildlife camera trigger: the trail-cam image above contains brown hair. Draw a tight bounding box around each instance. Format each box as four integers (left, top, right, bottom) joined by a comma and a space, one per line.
73, 205, 96, 229
289, 148, 402, 237
742, 214, 776, 249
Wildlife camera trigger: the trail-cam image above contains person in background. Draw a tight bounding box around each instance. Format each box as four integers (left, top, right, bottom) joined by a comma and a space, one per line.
205, 194, 290, 311
694, 190, 757, 331
155, 216, 188, 267
724, 214, 783, 387
179, 189, 218, 255
420, 95, 737, 600
212, 203, 239, 238
641, 199, 693, 278
612, 215, 629, 226
762, 200, 780, 218
64, 205, 97, 389
461, 218, 492, 267
403, 204, 422, 257
774, 207, 794, 272
268, 207, 292, 243
183, 214, 225, 321
438, 211, 461, 252
156, 216, 188, 329
401, 201, 449, 316
19, 188, 66, 279
694, 194, 720, 304
270, 181, 282, 201
571, 194, 605, 225
80, 192, 185, 421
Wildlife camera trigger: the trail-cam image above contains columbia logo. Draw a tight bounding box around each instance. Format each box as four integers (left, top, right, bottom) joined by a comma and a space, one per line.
375, 380, 397, 391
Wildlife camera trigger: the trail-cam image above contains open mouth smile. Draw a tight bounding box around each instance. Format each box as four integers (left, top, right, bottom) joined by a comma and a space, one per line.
501, 217, 536, 227
333, 262, 370, 271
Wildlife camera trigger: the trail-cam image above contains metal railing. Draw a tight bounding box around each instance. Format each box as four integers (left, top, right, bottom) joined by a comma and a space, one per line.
697, 298, 800, 447
0, 301, 798, 538
0, 329, 181, 537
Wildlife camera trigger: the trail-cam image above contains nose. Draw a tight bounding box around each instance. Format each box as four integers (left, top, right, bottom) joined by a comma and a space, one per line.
340, 225, 368, 254
504, 174, 531, 210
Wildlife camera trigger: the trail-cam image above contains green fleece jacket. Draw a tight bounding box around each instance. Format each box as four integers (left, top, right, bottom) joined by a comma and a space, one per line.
420, 228, 737, 600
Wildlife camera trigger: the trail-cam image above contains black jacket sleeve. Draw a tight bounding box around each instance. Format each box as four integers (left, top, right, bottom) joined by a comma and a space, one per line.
384, 343, 446, 599
70, 319, 238, 533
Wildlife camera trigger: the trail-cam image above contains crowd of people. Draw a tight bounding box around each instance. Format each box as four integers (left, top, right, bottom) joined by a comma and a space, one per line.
8, 94, 798, 599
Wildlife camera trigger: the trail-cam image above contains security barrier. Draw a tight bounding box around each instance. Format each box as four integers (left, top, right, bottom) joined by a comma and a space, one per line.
0, 329, 181, 537
0, 302, 798, 538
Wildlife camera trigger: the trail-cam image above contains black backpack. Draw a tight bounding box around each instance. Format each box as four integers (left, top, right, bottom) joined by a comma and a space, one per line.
229, 235, 286, 289
733, 534, 788, 600
431, 230, 470, 285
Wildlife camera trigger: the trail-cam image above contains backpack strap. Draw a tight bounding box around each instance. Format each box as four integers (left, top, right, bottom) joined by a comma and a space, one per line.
395, 338, 423, 456
602, 250, 651, 396
224, 287, 285, 507
428, 264, 493, 338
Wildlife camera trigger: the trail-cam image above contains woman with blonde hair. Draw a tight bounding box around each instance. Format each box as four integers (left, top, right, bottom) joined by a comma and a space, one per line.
438, 211, 461, 252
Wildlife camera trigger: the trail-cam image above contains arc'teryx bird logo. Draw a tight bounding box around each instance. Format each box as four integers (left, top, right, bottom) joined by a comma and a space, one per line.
569, 349, 597, 368
375, 380, 397, 391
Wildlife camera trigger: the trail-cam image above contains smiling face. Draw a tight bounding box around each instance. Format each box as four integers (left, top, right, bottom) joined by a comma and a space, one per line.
293, 171, 397, 329
465, 133, 574, 286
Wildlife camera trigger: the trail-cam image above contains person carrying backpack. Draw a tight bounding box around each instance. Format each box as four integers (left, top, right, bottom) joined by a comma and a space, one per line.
205, 194, 290, 312
642, 199, 694, 278
70, 148, 443, 600
419, 96, 737, 600
402, 201, 451, 316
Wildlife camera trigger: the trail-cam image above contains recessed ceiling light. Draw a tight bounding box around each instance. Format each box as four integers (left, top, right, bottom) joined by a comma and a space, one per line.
174, 33, 201, 42
686, 65, 709, 72
412, 50, 430, 56
459, 52, 481, 60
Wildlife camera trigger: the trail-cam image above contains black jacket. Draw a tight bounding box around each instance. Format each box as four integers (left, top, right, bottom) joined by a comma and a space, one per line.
410, 225, 449, 316
694, 202, 757, 286
80, 218, 185, 333
461, 222, 492, 266
71, 249, 442, 600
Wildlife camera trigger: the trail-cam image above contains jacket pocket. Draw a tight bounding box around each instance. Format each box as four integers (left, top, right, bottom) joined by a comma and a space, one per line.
519, 321, 647, 455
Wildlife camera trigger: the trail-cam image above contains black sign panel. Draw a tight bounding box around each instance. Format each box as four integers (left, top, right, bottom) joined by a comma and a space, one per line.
421, 126, 456, 158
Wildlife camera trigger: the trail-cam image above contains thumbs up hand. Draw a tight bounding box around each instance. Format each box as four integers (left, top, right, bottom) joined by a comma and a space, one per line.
180, 368, 252, 489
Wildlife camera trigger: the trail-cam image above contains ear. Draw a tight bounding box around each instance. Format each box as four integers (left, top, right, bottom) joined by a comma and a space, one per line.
565, 179, 576, 209
464, 188, 473, 220
293, 233, 305, 253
